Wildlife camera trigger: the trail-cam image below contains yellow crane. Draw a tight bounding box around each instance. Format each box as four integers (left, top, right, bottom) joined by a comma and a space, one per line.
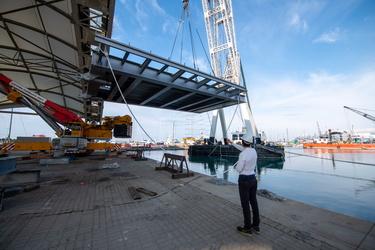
182, 137, 205, 146
0, 73, 132, 154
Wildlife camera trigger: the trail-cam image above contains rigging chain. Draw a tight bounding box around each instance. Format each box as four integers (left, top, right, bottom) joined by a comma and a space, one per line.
170, 2, 213, 73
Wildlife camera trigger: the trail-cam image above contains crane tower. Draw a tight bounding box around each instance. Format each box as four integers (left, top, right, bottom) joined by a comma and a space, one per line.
201, 0, 258, 143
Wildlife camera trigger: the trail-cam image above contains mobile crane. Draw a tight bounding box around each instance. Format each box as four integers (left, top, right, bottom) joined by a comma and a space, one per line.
344, 106, 375, 123
0, 73, 132, 154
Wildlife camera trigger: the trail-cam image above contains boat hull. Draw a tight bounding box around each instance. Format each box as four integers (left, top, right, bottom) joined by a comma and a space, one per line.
303, 143, 375, 149
188, 145, 285, 159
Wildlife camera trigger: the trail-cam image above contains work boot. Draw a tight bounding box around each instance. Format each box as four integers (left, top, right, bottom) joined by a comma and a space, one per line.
237, 226, 252, 236
251, 224, 260, 234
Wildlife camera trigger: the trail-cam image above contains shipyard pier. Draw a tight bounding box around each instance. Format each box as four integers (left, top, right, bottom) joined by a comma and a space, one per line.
0, 151, 374, 249
1, 0, 374, 249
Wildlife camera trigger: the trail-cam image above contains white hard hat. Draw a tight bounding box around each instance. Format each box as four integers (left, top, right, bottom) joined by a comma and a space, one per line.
241, 133, 253, 143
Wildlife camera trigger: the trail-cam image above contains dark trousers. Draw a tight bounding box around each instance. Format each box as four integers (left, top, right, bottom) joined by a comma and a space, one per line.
238, 175, 260, 229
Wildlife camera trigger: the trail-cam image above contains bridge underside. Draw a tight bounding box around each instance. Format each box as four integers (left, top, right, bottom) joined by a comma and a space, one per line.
82, 35, 246, 114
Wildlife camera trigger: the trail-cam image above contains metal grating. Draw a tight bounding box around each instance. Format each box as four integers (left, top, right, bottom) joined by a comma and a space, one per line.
82, 34, 247, 114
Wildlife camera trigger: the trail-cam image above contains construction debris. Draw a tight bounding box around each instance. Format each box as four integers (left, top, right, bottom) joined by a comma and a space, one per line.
136, 187, 157, 196
128, 186, 141, 200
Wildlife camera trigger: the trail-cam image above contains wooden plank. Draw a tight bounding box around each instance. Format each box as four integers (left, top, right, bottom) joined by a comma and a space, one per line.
128, 186, 141, 200
164, 153, 185, 160
172, 172, 194, 179
136, 188, 157, 196
0, 188, 4, 211
134, 158, 147, 161
155, 166, 178, 173
24, 184, 40, 192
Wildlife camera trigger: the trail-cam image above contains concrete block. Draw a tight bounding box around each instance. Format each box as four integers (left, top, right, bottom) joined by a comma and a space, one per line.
0, 170, 41, 185
0, 156, 18, 175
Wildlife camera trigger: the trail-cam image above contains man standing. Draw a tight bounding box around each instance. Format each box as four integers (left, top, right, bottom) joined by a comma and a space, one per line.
226, 134, 260, 236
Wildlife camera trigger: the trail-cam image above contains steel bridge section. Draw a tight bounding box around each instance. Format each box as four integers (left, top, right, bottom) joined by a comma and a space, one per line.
84, 35, 246, 114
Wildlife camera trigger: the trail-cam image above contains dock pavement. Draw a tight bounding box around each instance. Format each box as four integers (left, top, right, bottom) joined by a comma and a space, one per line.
0, 152, 374, 249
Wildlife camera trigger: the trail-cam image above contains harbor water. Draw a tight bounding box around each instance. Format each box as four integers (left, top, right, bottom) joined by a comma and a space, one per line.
144, 147, 375, 222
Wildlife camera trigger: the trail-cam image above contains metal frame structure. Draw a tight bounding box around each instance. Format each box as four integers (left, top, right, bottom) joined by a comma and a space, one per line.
82, 34, 246, 113
202, 0, 258, 141
0, 0, 115, 122
1, 0, 249, 139
344, 106, 375, 123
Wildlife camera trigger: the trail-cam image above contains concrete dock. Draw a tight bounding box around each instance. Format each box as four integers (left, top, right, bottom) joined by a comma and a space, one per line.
0, 153, 374, 249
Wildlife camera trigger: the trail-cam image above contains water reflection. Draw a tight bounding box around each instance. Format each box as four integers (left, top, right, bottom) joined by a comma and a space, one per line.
146, 149, 375, 222
303, 148, 375, 154
302, 148, 375, 166
257, 158, 284, 170
188, 155, 285, 181
188, 155, 237, 180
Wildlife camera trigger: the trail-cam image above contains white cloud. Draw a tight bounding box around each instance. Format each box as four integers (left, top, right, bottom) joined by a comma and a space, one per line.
177, 50, 210, 72
118, 0, 136, 12
133, 0, 167, 32
112, 16, 125, 41
135, 0, 149, 32
150, 0, 165, 15
132, 0, 176, 34
249, 69, 375, 140
289, 14, 300, 26
313, 28, 342, 43
195, 57, 210, 73
288, 13, 308, 32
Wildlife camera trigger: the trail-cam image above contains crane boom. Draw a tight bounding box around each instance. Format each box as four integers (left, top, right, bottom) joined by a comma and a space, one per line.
344, 106, 375, 122
201, 0, 258, 142
316, 121, 322, 137
0, 73, 132, 152
0, 73, 83, 134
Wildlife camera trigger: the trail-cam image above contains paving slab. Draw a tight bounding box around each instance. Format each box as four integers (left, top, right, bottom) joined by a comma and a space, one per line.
0, 153, 373, 249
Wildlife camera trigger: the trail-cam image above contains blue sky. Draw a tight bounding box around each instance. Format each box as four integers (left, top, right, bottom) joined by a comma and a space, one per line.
1, 0, 375, 142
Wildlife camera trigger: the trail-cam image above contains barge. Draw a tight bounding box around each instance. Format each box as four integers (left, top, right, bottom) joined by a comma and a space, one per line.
188, 144, 285, 159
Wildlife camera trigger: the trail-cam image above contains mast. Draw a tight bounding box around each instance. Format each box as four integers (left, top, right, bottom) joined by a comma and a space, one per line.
201, 0, 258, 142
7, 108, 13, 143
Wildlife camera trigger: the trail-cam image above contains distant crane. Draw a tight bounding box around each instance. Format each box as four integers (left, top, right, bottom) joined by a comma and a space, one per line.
316, 121, 322, 137
344, 106, 375, 123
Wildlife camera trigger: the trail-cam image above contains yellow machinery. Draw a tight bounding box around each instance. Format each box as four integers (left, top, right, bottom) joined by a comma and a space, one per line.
182, 137, 196, 146
0, 73, 132, 153
182, 137, 205, 146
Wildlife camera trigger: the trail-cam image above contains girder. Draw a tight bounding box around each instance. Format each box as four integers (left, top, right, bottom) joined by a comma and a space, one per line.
81, 34, 246, 114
